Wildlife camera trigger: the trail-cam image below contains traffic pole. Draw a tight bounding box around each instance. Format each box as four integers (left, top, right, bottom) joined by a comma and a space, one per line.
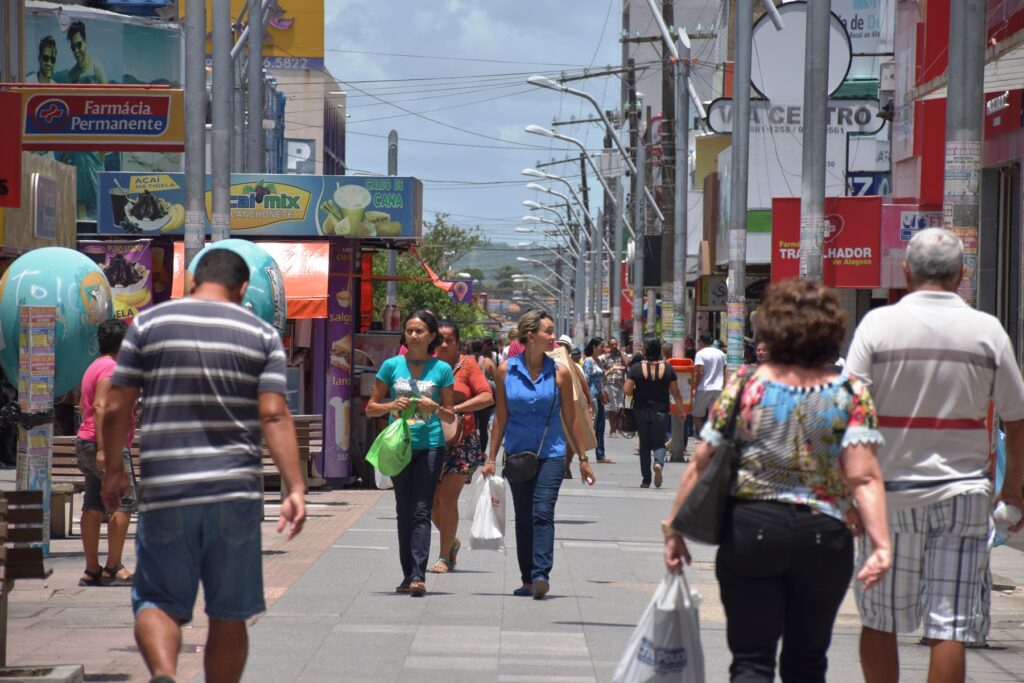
386, 130, 398, 313
211, 0, 231, 242
246, 0, 264, 173
183, 0, 207, 267
632, 124, 647, 353
611, 180, 625, 344
726, 0, 753, 372
943, 0, 985, 307
672, 33, 691, 359
798, 0, 831, 284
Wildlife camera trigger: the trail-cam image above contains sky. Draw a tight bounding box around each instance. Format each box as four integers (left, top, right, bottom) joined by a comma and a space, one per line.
321, 0, 631, 252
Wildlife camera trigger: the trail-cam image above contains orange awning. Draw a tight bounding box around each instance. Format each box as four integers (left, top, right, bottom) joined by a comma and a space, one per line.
172, 241, 330, 319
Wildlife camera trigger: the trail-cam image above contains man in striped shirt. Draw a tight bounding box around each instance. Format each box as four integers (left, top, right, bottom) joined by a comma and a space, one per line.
847, 228, 1024, 683
101, 248, 305, 683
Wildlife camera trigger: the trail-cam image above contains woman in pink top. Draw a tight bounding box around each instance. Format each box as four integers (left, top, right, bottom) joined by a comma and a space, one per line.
76, 319, 137, 587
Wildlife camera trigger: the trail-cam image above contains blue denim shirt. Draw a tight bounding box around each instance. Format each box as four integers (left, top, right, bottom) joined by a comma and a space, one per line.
503, 354, 566, 459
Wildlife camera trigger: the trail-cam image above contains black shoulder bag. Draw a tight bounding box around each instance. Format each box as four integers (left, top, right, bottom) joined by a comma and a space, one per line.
502, 391, 558, 483
671, 373, 752, 545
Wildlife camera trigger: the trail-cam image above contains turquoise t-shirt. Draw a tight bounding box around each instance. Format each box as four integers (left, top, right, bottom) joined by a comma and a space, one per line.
376, 356, 455, 450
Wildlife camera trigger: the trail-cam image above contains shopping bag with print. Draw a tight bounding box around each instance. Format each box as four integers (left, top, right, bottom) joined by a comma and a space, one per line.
468, 472, 506, 553
613, 572, 705, 683
365, 405, 414, 476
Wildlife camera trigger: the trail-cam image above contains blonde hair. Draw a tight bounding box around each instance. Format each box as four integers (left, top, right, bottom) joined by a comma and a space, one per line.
517, 309, 552, 344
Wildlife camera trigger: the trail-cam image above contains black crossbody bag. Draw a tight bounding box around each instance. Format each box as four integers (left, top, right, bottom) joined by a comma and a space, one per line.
502, 392, 558, 483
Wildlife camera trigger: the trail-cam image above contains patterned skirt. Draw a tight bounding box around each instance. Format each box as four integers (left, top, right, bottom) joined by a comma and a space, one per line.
442, 430, 484, 478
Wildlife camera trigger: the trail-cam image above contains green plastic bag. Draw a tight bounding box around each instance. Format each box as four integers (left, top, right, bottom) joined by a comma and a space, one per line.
365, 403, 415, 476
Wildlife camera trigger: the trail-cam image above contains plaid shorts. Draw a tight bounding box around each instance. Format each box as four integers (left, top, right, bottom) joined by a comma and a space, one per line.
692, 389, 721, 420
855, 493, 993, 643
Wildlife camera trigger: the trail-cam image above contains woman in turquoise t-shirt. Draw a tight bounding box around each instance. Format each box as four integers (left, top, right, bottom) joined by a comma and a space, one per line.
367, 310, 456, 597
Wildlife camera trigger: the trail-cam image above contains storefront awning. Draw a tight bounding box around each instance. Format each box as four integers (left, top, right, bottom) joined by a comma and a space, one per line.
171, 241, 330, 318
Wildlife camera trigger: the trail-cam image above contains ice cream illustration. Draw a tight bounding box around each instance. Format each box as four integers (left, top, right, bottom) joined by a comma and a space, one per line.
328, 396, 351, 454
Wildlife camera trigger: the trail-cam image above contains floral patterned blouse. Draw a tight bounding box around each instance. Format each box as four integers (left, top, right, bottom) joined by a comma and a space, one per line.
699, 365, 883, 522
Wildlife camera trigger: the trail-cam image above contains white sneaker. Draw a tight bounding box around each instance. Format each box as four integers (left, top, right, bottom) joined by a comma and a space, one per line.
654, 463, 663, 488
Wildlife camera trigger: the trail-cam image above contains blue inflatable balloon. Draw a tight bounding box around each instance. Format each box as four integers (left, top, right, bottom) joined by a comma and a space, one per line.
0, 247, 113, 396
187, 240, 287, 335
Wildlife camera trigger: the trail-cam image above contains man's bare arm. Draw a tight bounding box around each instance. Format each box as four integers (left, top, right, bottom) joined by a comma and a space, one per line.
259, 392, 306, 538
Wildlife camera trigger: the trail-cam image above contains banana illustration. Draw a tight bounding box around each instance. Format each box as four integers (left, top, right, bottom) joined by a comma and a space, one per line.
162, 203, 186, 232
114, 287, 153, 308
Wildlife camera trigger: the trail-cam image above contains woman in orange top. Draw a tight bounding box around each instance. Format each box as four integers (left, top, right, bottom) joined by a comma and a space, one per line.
430, 320, 494, 572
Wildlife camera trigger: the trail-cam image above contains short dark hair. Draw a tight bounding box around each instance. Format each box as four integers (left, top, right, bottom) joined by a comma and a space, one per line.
438, 318, 460, 343
470, 338, 483, 354
584, 337, 603, 357
67, 21, 86, 43
756, 279, 847, 368
193, 249, 250, 290
628, 352, 644, 366
97, 318, 128, 355
643, 335, 662, 360
698, 331, 713, 346
38, 35, 56, 56
404, 309, 442, 353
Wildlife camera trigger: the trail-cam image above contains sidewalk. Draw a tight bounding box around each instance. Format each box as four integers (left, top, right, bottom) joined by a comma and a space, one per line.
5, 436, 1024, 682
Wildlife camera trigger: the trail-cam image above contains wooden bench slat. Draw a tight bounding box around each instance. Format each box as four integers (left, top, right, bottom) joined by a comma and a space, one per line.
1, 509, 43, 525
6, 528, 44, 544
5, 547, 43, 565
0, 492, 43, 506
4, 564, 51, 581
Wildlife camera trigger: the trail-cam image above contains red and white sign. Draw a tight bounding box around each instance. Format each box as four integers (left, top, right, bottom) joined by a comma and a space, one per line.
984, 90, 1022, 140
771, 196, 881, 288
0, 91, 21, 208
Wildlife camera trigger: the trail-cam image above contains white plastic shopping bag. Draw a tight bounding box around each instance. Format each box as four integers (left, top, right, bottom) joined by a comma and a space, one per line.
374, 468, 393, 490
467, 470, 506, 553
613, 572, 705, 683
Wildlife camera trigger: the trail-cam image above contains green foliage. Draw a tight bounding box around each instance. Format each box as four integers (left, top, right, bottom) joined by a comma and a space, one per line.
494, 264, 523, 289
372, 214, 491, 332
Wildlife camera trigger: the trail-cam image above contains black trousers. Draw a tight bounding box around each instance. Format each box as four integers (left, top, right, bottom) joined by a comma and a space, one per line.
715, 500, 854, 683
391, 447, 443, 583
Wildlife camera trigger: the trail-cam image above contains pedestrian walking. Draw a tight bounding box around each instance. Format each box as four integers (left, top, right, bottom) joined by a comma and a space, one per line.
553, 334, 595, 479
663, 279, 892, 682
600, 338, 628, 435
482, 309, 594, 599
846, 228, 1024, 683
366, 310, 457, 597
692, 331, 726, 440
583, 338, 614, 463
430, 321, 493, 574
76, 318, 136, 587
471, 337, 497, 454
624, 336, 686, 488
100, 249, 307, 683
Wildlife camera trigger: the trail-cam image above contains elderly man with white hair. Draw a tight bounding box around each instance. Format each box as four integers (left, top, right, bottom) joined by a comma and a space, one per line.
847, 227, 1024, 683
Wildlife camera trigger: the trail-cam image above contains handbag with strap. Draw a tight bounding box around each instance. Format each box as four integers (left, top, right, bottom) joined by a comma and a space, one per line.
671, 373, 752, 545
441, 357, 466, 446
502, 389, 558, 483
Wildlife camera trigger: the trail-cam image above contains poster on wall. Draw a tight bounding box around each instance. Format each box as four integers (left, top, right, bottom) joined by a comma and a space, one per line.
98, 172, 424, 239
78, 240, 155, 322
323, 239, 355, 482
771, 196, 882, 288
23, 6, 183, 219
879, 204, 942, 289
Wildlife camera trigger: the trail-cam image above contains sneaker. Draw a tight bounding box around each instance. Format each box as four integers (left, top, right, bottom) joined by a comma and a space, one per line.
654, 464, 663, 488
640, 482, 651, 488
532, 578, 550, 600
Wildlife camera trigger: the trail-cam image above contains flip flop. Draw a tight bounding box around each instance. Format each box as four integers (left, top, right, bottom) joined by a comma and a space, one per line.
449, 538, 461, 569
429, 558, 450, 573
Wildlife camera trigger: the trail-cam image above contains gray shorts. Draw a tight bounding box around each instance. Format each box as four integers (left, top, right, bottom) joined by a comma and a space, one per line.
75, 437, 138, 514
693, 389, 722, 420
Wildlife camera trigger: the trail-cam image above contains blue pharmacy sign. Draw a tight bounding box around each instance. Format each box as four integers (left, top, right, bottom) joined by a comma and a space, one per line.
98, 172, 423, 238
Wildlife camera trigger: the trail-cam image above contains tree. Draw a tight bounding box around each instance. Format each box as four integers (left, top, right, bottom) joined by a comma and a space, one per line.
373, 214, 491, 335
495, 264, 523, 289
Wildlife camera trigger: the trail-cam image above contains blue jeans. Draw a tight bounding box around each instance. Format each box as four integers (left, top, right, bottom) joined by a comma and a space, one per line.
132, 500, 265, 624
509, 456, 565, 585
593, 400, 606, 459
391, 447, 443, 583
636, 409, 670, 485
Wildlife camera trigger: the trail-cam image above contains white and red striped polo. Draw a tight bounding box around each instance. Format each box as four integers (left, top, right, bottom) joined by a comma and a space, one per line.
847, 290, 1024, 510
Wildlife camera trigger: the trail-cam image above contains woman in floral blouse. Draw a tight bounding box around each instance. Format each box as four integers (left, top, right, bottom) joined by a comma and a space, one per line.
662, 279, 892, 682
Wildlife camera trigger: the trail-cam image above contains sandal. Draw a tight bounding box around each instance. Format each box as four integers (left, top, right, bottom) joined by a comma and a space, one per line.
429, 558, 450, 574
78, 567, 104, 587
448, 538, 461, 569
103, 563, 133, 586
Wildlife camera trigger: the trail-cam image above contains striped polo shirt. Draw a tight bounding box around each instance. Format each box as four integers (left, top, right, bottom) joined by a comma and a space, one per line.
111, 298, 288, 511
847, 290, 1024, 510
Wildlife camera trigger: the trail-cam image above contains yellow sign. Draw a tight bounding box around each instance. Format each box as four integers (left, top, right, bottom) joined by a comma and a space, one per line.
182, 1, 325, 61
128, 175, 181, 193
206, 180, 314, 231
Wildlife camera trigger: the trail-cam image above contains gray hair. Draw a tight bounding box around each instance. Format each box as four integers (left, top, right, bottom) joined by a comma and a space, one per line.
906, 228, 964, 285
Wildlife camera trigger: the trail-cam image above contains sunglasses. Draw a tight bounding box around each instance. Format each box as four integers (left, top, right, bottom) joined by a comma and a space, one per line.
40, 54, 55, 63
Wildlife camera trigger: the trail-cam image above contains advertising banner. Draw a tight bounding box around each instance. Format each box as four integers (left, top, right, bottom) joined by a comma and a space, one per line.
23, 7, 183, 220
16, 86, 185, 152
324, 239, 356, 482
98, 172, 423, 239
79, 240, 155, 322
185, 1, 325, 67
880, 204, 942, 289
771, 196, 882, 288
0, 92, 22, 208
449, 279, 473, 304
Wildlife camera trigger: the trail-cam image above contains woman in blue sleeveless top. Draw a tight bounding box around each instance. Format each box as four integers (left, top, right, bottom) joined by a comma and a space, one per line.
482, 310, 595, 599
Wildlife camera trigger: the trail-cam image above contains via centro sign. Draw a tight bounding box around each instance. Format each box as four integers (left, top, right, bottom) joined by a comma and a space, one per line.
707, 99, 882, 136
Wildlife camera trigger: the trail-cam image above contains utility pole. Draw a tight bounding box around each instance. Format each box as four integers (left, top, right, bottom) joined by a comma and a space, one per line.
603, 122, 616, 340
579, 153, 594, 338
183, 0, 207, 267
943, 0, 985, 307
231, 7, 246, 172
386, 130, 399, 316
672, 33, 690, 359
659, 0, 676, 355
798, 0, 831, 284
574, 218, 586, 344
645, 106, 658, 337
211, 0, 231, 243
612, 181, 625, 343
245, 0, 264, 173
726, 0, 753, 372
632, 118, 647, 353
